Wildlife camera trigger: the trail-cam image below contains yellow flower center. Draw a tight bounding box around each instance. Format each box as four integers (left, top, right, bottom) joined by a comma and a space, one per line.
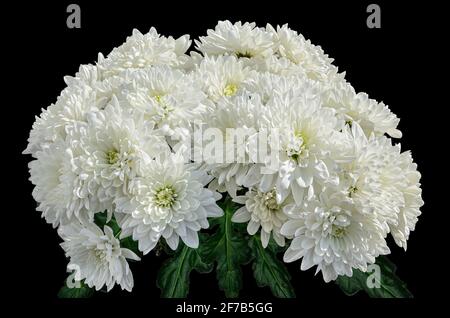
286, 132, 308, 162
263, 189, 280, 212
106, 150, 119, 165
154, 185, 177, 208
223, 83, 238, 96
332, 226, 346, 238
154, 94, 163, 103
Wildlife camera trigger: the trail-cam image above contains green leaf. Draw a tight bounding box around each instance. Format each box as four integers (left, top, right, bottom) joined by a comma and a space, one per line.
94, 211, 120, 234
336, 256, 413, 298
93, 211, 108, 227
156, 237, 213, 298
57, 279, 94, 298
202, 198, 252, 298
249, 235, 295, 298
120, 236, 140, 256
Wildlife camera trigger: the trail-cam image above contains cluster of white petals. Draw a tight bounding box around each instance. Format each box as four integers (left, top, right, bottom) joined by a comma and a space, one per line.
58, 222, 140, 291
25, 21, 423, 289
115, 151, 222, 254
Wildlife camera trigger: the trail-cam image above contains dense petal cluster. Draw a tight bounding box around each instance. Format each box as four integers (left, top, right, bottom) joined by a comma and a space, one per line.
116, 152, 222, 254
25, 21, 423, 291
58, 222, 140, 291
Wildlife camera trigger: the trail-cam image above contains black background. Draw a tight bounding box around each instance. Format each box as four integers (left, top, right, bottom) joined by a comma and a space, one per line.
6, 0, 445, 312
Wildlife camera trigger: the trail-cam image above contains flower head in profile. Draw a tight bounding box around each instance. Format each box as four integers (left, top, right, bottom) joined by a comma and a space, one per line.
267, 24, 335, 81
368, 137, 422, 249
340, 123, 422, 249
23, 83, 99, 156
29, 131, 114, 227
64, 64, 129, 110
115, 151, 223, 254
28, 138, 75, 227
58, 222, 140, 292
195, 21, 275, 59
98, 28, 191, 78
323, 81, 402, 138
389, 150, 423, 249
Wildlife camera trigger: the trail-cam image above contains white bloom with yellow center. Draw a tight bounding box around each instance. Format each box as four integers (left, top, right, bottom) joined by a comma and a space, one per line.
59, 222, 140, 292
257, 86, 347, 206
115, 151, 223, 254
232, 188, 288, 248
69, 100, 168, 218
121, 66, 210, 137
194, 55, 255, 102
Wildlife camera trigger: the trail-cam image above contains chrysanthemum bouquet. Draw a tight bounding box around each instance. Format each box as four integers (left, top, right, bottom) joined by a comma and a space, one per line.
24, 21, 423, 298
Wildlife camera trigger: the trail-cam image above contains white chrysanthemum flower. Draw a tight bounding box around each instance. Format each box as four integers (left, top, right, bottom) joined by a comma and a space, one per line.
28, 139, 72, 227
232, 188, 288, 248
59, 222, 140, 292
24, 83, 99, 156
28, 133, 109, 226
370, 137, 422, 249
64, 64, 103, 86
338, 124, 396, 238
115, 151, 223, 254
195, 21, 275, 59
323, 81, 401, 138
98, 28, 191, 78
390, 151, 423, 249
256, 86, 346, 206
121, 66, 210, 137
201, 92, 265, 196
24, 66, 129, 157
340, 123, 423, 249
195, 55, 255, 102
281, 187, 389, 282
70, 100, 168, 215
64, 64, 127, 109
266, 24, 335, 81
